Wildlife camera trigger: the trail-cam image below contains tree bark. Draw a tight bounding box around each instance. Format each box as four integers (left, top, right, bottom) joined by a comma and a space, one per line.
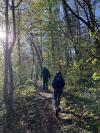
3, 0, 17, 120
48, 0, 55, 69
30, 33, 42, 71
3, 50, 14, 119
3, 0, 14, 117
17, 9, 22, 84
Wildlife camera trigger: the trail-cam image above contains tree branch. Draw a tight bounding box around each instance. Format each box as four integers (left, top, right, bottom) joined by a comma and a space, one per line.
4, 0, 23, 8
14, 0, 23, 8
76, 0, 91, 26
62, 0, 93, 31
51, 24, 100, 60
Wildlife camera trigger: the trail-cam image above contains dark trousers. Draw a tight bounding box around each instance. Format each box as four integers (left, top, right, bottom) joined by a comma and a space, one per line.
43, 80, 48, 91
54, 89, 62, 107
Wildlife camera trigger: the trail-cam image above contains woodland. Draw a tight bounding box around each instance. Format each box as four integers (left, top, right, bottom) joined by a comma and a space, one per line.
0, 0, 100, 133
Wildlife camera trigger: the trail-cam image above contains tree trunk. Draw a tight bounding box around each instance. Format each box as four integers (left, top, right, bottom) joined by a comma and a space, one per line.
95, 38, 100, 59
29, 38, 35, 80
3, 0, 14, 118
30, 33, 42, 70
62, 0, 73, 37
48, 0, 55, 69
17, 9, 22, 84
3, 0, 17, 121
3, 50, 14, 118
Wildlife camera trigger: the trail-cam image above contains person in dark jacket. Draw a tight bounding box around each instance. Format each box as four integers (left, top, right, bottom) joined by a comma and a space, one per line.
52, 71, 65, 107
41, 67, 50, 91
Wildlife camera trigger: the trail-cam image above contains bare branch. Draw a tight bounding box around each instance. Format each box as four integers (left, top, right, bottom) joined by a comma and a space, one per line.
76, 0, 91, 25
3, 0, 23, 8
50, 24, 100, 60
14, 0, 23, 8
62, 0, 93, 31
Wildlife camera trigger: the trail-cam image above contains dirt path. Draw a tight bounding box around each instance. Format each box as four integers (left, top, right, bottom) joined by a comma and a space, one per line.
13, 86, 61, 133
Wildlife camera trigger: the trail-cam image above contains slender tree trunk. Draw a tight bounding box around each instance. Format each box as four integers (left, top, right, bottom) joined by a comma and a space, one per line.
3, 0, 16, 120
40, 25, 43, 66
17, 9, 22, 84
30, 33, 42, 70
3, 50, 14, 119
86, 0, 100, 58
3, 0, 14, 117
62, 0, 73, 38
48, 0, 55, 69
17, 33, 22, 83
30, 39, 35, 80
95, 39, 100, 59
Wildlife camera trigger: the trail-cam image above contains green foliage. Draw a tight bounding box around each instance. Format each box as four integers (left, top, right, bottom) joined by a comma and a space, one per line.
92, 59, 100, 66
16, 85, 36, 96
90, 30, 100, 40
92, 58, 98, 64
92, 72, 100, 81
25, 79, 35, 85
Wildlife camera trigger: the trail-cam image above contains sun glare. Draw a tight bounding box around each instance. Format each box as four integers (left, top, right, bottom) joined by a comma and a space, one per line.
0, 31, 6, 40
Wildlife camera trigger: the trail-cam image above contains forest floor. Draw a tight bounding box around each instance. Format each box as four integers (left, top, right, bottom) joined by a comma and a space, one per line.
0, 84, 99, 133
0, 85, 61, 133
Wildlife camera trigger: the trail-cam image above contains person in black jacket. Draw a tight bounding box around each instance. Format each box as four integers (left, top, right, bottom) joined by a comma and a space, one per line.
52, 71, 65, 107
41, 67, 50, 91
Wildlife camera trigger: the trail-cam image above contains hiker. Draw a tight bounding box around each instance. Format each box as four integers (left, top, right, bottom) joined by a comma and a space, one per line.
41, 67, 50, 91
52, 71, 65, 107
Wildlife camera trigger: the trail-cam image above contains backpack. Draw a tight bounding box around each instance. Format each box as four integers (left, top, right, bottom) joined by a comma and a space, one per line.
52, 73, 65, 89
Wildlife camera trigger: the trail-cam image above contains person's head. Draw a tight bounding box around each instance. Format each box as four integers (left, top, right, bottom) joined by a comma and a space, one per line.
56, 71, 61, 75
43, 67, 46, 70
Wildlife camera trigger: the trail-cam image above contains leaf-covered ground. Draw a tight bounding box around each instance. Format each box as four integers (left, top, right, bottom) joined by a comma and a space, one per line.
61, 92, 100, 133
0, 85, 61, 133
0, 85, 99, 133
